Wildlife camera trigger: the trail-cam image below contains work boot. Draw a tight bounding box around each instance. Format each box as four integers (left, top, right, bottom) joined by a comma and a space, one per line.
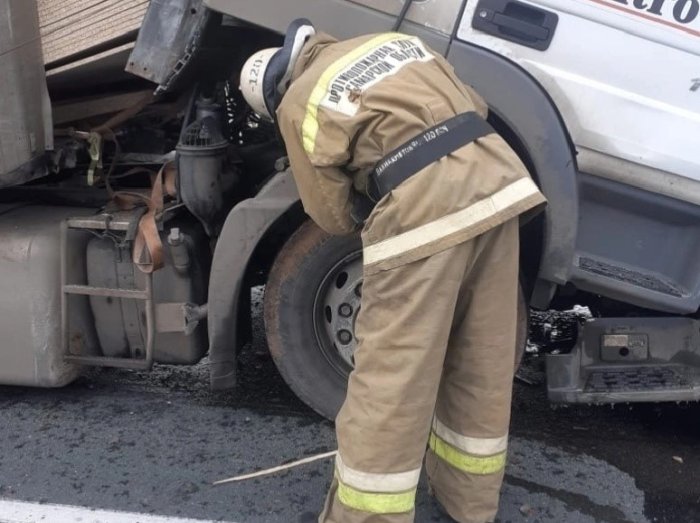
298, 512, 318, 523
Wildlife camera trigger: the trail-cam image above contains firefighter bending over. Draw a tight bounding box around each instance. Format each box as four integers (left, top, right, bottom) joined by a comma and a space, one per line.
239, 19, 546, 523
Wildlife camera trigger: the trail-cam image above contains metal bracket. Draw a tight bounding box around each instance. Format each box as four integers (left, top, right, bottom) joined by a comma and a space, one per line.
61, 212, 156, 370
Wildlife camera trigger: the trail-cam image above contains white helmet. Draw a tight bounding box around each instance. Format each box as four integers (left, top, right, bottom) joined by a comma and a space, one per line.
240, 48, 280, 120
240, 19, 316, 120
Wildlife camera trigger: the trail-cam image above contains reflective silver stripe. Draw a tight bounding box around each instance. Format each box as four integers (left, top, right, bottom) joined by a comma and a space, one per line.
363, 177, 541, 266
432, 418, 508, 456
335, 453, 421, 493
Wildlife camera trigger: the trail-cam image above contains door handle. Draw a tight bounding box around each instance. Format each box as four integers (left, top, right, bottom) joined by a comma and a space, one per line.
472, 0, 559, 51
492, 12, 550, 41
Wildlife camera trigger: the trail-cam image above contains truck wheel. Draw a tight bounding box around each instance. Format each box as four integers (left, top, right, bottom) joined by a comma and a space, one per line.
264, 221, 360, 419
264, 220, 528, 420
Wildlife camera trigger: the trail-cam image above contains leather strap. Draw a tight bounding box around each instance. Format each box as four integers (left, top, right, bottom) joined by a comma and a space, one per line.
110, 162, 178, 274
132, 162, 178, 274
89, 92, 177, 274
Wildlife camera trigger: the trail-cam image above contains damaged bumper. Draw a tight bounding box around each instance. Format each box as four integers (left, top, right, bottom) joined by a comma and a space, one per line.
547, 317, 700, 403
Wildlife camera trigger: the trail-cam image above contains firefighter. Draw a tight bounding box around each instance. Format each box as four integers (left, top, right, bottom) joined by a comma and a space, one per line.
240, 19, 546, 523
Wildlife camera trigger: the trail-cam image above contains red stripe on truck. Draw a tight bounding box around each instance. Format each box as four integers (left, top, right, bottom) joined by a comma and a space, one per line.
586, 0, 700, 38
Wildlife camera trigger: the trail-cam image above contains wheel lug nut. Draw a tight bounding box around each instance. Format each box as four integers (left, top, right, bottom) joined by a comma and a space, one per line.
337, 330, 353, 345
354, 283, 363, 297
339, 303, 353, 317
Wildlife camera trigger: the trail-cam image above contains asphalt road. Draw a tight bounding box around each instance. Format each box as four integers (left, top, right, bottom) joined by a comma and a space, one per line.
0, 293, 698, 522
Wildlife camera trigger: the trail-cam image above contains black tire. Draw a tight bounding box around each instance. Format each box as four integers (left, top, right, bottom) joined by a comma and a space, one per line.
264, 220, 529, 420
264, 221, 361, 419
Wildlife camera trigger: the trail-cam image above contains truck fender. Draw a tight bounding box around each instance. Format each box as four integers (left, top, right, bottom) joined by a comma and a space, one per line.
448, 41, 579, 288
207, 170, 299, 390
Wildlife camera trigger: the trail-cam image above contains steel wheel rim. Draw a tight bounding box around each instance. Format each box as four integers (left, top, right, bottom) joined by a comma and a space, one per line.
312, 250, 363, 376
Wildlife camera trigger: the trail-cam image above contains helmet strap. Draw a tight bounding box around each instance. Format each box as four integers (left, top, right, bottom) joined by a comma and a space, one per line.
262, 18, 316, 119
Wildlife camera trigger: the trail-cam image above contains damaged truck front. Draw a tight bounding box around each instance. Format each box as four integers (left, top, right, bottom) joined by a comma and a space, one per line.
1, 0, 699, 420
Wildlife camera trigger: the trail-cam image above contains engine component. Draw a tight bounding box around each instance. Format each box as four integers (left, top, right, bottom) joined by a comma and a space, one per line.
0, 205, 100, 387
195, 95, 224, 124
168, 227, 192, 273
177, 95, 234, 236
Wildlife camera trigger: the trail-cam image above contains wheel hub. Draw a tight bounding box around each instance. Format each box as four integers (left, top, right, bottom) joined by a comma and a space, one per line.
313, 251, 363, 371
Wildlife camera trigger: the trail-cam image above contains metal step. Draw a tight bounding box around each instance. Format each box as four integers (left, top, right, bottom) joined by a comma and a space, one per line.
63, 284, 149, 300
61, 212, 155, 370
547, 317, 700, 404
578, 257, 686, 297
64, 354, 154, 370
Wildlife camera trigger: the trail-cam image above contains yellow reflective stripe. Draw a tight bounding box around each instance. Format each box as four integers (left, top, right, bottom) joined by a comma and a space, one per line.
429, 433, 506, 475
432, 418, 508, 456
337, 480, 416, 514
301, 33, 407, 154
363, 177, 541, 266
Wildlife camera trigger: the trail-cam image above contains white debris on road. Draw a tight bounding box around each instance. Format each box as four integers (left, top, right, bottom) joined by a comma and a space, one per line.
0, 499, 237, 523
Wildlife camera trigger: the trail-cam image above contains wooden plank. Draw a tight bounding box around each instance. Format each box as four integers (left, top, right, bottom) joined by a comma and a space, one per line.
40, 2, 146, 65
38, 0, 103, 26
37, 0, 148, 66
38, 0, 146, 33
43, 7, 145, 63
46, 43, 135, 92
53, 89, 153, 125
40, 0, 146, 45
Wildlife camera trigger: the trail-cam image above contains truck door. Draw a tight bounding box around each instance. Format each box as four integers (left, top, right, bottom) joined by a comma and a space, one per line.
349, 0, 463, 35
456, 0, 700, 188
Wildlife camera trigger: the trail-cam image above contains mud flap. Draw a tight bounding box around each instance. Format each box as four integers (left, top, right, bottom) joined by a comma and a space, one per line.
207, 171, 300, 390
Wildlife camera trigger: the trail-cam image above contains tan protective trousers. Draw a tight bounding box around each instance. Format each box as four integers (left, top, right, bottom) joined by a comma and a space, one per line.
319, 219, 519, 523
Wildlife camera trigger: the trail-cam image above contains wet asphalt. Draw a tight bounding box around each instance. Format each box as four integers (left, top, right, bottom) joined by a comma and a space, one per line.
0, 292, 698, 523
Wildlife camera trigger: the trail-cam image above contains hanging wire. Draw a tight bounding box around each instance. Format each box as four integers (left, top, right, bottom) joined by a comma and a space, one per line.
392, 0, 415, 31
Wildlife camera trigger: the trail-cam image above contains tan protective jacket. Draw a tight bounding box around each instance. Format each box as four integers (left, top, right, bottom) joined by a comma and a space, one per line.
277, 32, 546, 275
